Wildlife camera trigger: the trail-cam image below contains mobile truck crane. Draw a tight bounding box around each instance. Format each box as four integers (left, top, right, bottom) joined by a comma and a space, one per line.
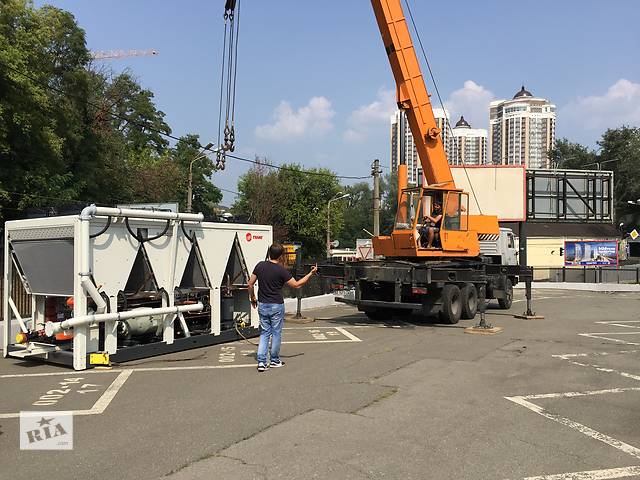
332, 0, 528, 324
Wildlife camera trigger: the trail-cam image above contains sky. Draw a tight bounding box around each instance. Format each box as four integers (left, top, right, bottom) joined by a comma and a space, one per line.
37, 0, 640, 205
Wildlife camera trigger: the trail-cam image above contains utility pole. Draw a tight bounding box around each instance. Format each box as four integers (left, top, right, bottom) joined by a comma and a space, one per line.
372, 159, 381, 236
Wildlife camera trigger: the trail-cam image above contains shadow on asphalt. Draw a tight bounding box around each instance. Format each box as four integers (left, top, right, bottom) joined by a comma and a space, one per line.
319, 312, 473, 330
317, 299, 513, 330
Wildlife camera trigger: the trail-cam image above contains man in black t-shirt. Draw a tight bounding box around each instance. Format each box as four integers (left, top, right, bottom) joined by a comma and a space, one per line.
248, 243, 317, 372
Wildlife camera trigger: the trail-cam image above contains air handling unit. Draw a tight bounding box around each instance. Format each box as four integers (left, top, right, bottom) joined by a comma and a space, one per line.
3, 205, 271, 370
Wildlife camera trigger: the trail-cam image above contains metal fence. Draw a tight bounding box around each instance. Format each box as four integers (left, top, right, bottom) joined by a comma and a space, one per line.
533, 265, 640, 284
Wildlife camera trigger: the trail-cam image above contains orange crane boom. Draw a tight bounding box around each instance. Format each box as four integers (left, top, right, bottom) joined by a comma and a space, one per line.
370, 0, 453, 187
369, 0, 499, 258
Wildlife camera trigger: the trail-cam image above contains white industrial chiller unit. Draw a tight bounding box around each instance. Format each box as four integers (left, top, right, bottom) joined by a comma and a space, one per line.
3, 205, 272, 370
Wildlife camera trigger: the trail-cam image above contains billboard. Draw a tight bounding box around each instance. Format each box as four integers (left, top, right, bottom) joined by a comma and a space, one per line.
450, 166, 526, 221
564, 240, 618, 266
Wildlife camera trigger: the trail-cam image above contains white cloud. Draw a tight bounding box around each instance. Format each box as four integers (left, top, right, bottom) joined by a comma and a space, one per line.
343, 88, 396, 143
444, 80, 495, 130
255, 96, 335, 141
560, 79, 640, 133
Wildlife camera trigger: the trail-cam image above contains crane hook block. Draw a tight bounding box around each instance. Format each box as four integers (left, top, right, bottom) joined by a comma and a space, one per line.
427, 127, 441, 140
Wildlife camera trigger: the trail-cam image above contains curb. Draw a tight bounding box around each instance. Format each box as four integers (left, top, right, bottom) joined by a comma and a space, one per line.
516, 282, 640, 292
284, 294, 338, 314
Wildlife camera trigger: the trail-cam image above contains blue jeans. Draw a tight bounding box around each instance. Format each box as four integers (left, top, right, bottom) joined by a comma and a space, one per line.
257, 302, 285, 364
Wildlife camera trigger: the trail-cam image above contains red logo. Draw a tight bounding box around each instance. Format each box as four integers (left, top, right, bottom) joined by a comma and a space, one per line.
245, 232, 252, 242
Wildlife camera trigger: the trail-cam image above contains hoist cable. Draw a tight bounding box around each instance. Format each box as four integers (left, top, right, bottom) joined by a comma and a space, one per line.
403, 0, 483, 214
217, 20, 228, 148
230, 0, 240, 125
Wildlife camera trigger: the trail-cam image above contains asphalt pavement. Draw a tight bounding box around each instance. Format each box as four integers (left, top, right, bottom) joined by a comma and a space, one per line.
2, 289, 640, 479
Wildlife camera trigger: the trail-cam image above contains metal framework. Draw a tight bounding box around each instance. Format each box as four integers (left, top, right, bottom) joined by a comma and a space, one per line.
526, 169, 614, 223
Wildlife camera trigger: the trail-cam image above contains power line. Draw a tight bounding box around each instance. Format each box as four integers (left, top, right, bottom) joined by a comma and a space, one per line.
219, 187, 240, 196
0, 58, 370, 181
224, 154, 370, 180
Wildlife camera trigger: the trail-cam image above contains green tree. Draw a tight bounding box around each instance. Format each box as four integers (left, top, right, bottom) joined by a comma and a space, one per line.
170, 134, 222, 214
277, 165, 343, 257
380, 171, 398, 234
233, 163, 343, 257
0, 0, 215, 221
598, 127, 640, 218
549, 138, 597, 169
233, 160, 282, 231
336, 182, 373, 248
0, 0, 92, 218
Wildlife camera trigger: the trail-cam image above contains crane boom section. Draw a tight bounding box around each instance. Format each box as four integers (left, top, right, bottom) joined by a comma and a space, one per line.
370, 0, 454, 187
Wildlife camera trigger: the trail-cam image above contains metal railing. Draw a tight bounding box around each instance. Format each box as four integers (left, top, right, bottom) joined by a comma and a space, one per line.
533, 265, 640, 284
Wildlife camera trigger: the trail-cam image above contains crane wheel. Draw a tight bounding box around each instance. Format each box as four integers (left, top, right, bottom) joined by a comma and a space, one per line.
439, 284, 462, 324
460, 284, 478, 320
498, 278, 513, 310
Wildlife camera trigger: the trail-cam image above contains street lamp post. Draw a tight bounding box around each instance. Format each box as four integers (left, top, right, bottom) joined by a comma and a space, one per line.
187, 142, 214, 213
327, 193, 350, 259
583, 158, 619, 170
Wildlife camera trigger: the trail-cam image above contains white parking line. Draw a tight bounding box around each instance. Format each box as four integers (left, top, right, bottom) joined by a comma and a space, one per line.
505, 395, 640, 460
0, 363, 257, 379
595, 321, 640, 329
335, 327, 362, 342
282, 326, 362, 344
0, 370, 133, 419
579, 333, 640, 346
520, 386, 640, 400
517, 465, 640, 480
553, 350, 639, 360
561, 360, 640, 382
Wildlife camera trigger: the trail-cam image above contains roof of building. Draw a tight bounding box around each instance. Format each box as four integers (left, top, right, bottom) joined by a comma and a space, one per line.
513, 85, 533, 99
454, 116, 471, 128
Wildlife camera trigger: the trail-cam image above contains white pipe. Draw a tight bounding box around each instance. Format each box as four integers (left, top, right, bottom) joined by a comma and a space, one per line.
8, 297, 28, 333
80, 204, 203, 222
45, 303, 203, 337
81, 277, 107, 315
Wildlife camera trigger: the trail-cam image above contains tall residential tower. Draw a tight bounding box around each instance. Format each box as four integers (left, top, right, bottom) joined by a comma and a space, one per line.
489, 86, 556, 168
390, 108, 453, 185
450, 116, 488, 165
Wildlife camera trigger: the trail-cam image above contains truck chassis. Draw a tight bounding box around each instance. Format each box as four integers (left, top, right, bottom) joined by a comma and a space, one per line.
335, 259, 530, 324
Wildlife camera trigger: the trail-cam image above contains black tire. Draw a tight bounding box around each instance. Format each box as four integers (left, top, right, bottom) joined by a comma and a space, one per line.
498, 278, 513, 310
460, 284, 478, 320
439, 284, 462, 324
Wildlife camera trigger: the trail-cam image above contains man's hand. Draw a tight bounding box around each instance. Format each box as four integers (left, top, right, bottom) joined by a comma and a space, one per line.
310, 264, 318, 275
250, 297, 257, 309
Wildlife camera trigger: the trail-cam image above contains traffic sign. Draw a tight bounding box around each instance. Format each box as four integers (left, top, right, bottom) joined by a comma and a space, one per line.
631, 229, 639, 240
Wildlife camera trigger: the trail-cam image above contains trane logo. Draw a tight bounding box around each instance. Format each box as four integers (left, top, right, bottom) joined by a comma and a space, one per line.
245, 233, 263, 242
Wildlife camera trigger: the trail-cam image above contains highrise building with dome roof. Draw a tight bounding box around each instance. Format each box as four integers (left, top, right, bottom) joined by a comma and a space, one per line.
450, 116, 488, 165
489, 86, 556, 168
390, 108, 453, 185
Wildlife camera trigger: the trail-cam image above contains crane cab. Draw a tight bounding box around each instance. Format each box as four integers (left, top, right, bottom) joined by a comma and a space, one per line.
373, 187, 497, 259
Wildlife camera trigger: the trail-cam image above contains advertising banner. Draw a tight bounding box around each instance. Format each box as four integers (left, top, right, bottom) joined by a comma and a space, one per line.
564, 240, 618, 266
